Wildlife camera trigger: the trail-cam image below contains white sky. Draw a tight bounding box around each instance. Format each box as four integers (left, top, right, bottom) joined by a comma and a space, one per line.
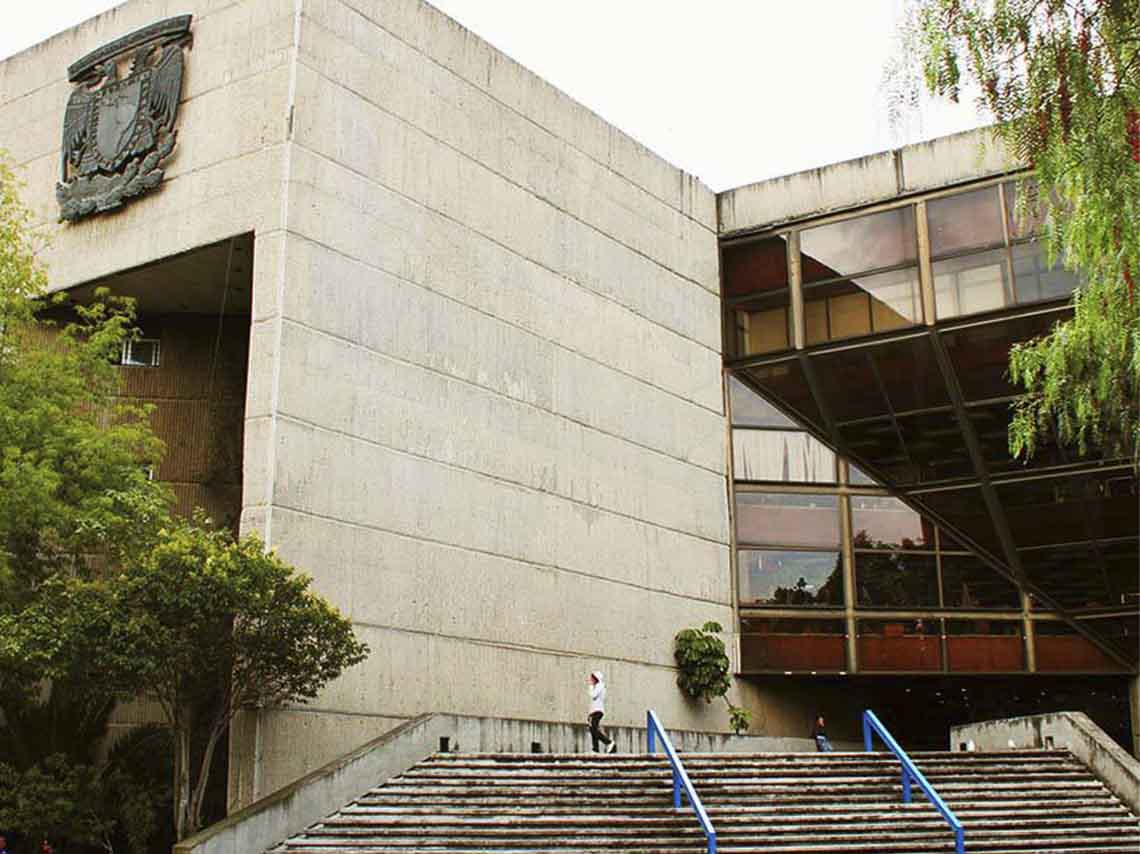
0, 0, 986, 191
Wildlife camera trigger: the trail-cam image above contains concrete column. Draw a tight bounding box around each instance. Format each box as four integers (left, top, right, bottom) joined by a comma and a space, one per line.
1130, 676, 1140, 760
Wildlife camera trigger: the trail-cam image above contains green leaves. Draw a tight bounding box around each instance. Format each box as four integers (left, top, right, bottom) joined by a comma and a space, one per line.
903, 1, 1140, 466
673, 621, 731, 704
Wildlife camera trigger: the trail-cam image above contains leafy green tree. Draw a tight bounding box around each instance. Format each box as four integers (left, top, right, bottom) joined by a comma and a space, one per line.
673, 621, 752, 735
7, 521, 371, 839
899, 0, 1140, 463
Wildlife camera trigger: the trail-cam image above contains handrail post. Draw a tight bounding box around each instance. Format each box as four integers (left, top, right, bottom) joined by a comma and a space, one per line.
956, 827, 965, 854
863, 715, 872, 752
673, 770, 681, 808
647, 710, 655, 753
901, 767, 912, 804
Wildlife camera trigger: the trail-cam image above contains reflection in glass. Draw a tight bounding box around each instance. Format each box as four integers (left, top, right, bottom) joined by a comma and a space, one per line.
927, 186, 1004, 258
1004, 180, 1048, 239
803, 267, 921, 345
999, 472, 1138, 550
732, 293, 792, 357
916, 486, 1003, 557
1011, 242, 1078, 305
722, 236, 790, 298
729, 376, 797, 428
1020, 543, 1109, 610
848, 463, 880, 486
941, 309, 1068, 402
854, 551, 939, 607
733, 429, 837, 483
940, 555, 1020, 609
851, 495, 935, 549
934, 249, 1012, 319
895, 409, 976, 483
737, 550, 844, 606
801, 207, 918, 282
735, 492, 840, 547
740, 362, 825, 432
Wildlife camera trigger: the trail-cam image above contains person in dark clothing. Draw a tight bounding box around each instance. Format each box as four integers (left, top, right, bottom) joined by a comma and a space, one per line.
812, 715, 834, 752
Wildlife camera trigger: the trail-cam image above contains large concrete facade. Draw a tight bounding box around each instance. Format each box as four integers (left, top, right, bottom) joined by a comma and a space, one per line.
0, 0, 739, 804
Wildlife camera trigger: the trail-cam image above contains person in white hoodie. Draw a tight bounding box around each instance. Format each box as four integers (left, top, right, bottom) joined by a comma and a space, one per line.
587, 671, 616, 753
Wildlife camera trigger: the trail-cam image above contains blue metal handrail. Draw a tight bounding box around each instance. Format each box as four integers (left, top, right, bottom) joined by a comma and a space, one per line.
647, 710, 716, 854
863, 709, 965, 854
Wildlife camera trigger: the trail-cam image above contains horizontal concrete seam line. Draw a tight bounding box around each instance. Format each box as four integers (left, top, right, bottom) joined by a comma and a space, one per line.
292, 59, 716, 298
0, 43, 292, 157
277, 227, 724, 421
273, 408, 729, 547
290, 41, 715, 276
272, 285, 724, 475
304, 0, 715, 236
267, 503, 732, 608
283, 141, 722, 358
337, 619, 700, 672
0, 0, 250, 107
264, 707, 412, 721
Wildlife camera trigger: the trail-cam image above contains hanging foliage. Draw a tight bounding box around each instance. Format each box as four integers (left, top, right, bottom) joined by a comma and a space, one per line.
901, 0, 1140, 464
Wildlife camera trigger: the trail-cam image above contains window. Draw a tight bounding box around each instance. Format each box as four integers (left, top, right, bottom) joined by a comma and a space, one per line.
927, 187, 1004, 257
738, 549, 843, 606
729, 376, 797, 428
733, 430, 837, 483
850, 496, 935, 550
934, 249, 1011, 319
735, 491, 840, 548
120, 338, 161, 367
854, 551, 940, 607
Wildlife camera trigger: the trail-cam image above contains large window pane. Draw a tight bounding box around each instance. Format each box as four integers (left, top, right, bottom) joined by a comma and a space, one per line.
941, 309, 1069, 402
729, 376, 797, 428
934, 249, 1012, 319
940, 555, 1021, 609
733, 429, 837, 483
722, 236, 790, 299
1021, 543, 1110, 610
854, 551, 940, 607
803, 267, 922, 345
1011, 241, 1078, 305
850, 496, 935, 550
732, 292, 791, 356
801, 207, 918, 282
735, 492, 840, 547
1004, 181, 1048, 239
927, 186, 1004, 258
737, 549, 844, 606
739, 361, 826, 436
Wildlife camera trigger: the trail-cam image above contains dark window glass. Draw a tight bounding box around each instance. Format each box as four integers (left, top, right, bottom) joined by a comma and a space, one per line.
1020, 543, 1111, 610
801, 207, 918, 283
895, 409, 976, 483
915, 487, 1004, 559
731, 292, 792, 357
839, 419, 915, 485
851, 496, 936, 550
941, 309, 1069, 402
934, 249, 1012, 319
857, 619, 942, 672
739, 361, 825, 433
1004, 180, 1048, 239
854, 551, 940, 607
927, 186, 1005, 258
810, 335, 949, 423
998, 472, 1139, 550
737, 549, 844, 606
1102, 539, 1140, 604
739, 617, 846, 672
940, 555, 1021, 609
735, 492, 840, 548
1011, 241, 1078, 305
803, 267, 922, 345
733, 429, 837, 483
722, 236, 790, 299
945, 619, 1025, 673
969, 402, 1066, 474
729, 376, 797, 428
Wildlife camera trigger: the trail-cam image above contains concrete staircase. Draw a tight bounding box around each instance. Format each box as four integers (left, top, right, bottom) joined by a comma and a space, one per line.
274, 750, 1140, 853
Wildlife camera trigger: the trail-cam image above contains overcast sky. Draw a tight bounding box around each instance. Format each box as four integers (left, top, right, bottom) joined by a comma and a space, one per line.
0, 0, 986, 191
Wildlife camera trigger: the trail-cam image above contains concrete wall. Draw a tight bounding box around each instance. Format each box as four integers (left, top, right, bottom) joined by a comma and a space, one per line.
230, 0, 733, 803
717, 128, 1016, 236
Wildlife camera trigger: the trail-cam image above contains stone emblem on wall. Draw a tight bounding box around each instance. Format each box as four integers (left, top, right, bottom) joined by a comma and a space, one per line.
57, 15, 193, 222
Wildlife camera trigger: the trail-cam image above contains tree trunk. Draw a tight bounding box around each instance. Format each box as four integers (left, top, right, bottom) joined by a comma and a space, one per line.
173, 721, 192, 840
187, 717, 227, 836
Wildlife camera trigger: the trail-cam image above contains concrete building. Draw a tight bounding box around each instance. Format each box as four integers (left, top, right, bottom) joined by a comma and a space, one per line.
0, 0, 1135, 813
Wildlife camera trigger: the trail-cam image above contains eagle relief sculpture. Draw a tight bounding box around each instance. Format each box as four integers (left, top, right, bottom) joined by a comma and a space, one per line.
57, 16, 192, 222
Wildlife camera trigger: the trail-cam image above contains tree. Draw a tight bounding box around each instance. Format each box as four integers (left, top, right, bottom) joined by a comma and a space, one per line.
6, 521, 371, 839
898, 0, 1140, 464
673, 621, 753, 735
